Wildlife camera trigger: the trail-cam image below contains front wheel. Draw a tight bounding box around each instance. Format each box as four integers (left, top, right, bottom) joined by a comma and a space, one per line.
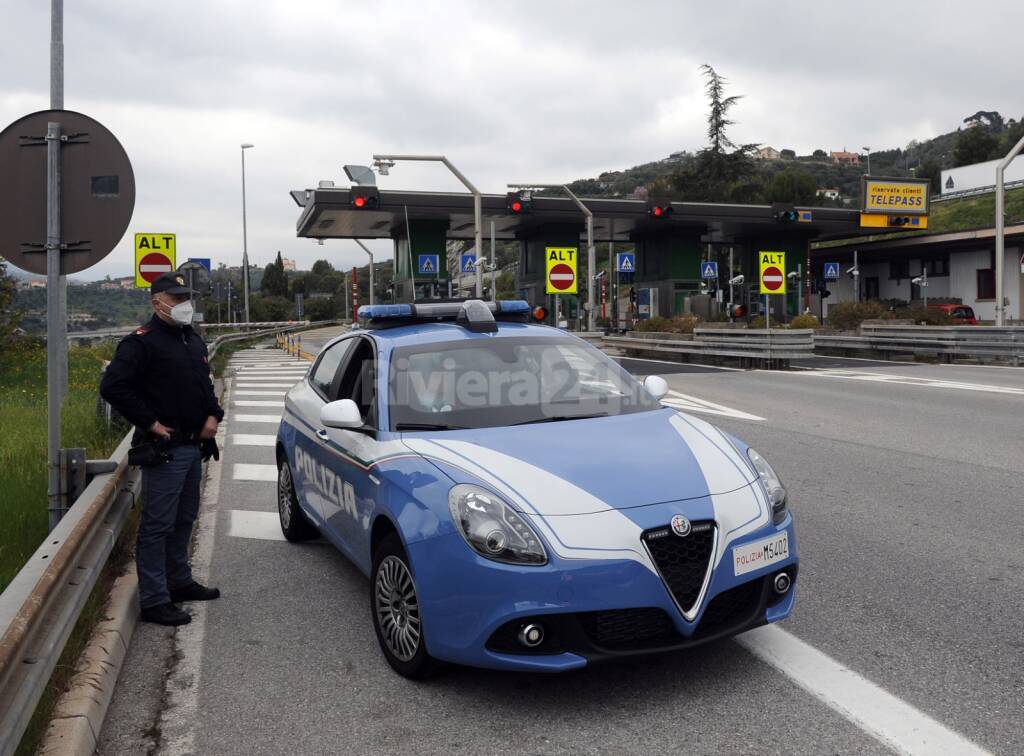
371, 534, 441, 679
277, 456, 318, 542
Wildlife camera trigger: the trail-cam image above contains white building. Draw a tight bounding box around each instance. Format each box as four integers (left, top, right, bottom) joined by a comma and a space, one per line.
814, 224, 1024, 323
940, 156, 1024, 195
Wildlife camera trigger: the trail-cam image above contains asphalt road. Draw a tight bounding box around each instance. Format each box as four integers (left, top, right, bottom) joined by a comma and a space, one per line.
98, 331, 1023, 755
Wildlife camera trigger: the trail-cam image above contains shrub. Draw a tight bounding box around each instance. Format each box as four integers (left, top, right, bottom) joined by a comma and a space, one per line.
748, 315, 779, 328
635, 315, 703, 333
894, 306, 952, 325
826, 301, 888, 331
789, 313, 820, 329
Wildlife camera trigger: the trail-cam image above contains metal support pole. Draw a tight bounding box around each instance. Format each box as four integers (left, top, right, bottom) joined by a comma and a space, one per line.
489, 221, 496, 301
241, 145, 253, 324
46, 120, 63, 530
355, 240, 375, 306
923, 268, 928, 309
995, 134, 1024, 326
728, 247, 735, 319
51, 0, 68, 399
797, 263, 803, 314
853, 250, 860, 302
227, 280, 232, 324
608, 225, 615, 329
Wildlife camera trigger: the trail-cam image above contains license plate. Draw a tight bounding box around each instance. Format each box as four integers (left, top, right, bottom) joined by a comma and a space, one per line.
733, 532, 789, 576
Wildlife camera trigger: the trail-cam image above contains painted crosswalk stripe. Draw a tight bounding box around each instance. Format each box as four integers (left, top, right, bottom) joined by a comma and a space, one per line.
236, 383, 295, 388
788, 368, 1024, 397
233, 400, 284, 407
231, 434, 277, 446
231, 414, 283, 424
662, 390, 765, 421
738, 626, 990, 755
234, 390, 287, 396
232, 463, 278, 482
227, 510, 285, 541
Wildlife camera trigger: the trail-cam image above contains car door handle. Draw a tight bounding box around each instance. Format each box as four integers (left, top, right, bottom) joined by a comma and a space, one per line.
316, 429, 330, 442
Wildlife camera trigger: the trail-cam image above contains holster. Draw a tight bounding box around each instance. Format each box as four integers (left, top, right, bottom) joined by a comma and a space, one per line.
128, 439, 174, 467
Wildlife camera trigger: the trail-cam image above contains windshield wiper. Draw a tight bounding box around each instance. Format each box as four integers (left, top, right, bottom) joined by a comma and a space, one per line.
395, 422, 468, 431
513, 412, 608, 426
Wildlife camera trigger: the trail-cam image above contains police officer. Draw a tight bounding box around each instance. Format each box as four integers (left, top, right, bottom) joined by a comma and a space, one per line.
100, 272, 224, 626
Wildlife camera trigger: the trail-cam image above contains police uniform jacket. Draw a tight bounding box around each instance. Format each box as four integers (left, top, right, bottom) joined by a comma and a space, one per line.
100, 315, 224, 443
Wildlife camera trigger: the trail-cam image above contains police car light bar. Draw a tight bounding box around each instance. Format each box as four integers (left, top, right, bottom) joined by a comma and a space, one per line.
357, 299, 530, 331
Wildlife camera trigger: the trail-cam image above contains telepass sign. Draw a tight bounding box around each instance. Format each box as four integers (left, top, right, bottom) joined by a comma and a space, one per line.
862, 178, 930, 215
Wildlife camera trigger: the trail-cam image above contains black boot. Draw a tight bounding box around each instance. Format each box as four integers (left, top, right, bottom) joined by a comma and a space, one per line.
141, 602, 191, 626
170, 581, 221, 603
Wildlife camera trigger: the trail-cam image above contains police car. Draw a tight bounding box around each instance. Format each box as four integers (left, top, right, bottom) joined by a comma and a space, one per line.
276, 300, 797, 678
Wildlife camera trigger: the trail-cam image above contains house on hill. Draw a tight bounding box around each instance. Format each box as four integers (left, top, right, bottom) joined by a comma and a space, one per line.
830, 150, 860, 166
754, 146, 781, 160
817, 188, 841, 201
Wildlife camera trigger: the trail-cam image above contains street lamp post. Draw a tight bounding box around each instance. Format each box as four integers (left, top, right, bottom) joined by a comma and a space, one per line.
509, 182, 596, 331
862, 146, 871, 176
995, 133, 1024, 325
372, 154, 482, 297
358, 238, 378, 303
240, 143, 254, 323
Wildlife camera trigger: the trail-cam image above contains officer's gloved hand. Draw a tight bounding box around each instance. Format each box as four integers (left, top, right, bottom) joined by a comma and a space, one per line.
201, 438, 220, 462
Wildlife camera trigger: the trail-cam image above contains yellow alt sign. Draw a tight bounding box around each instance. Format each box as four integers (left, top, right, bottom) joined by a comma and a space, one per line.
545, 247, 578, 294
862, 178, 930, 215
135, 233, 177, 288
759, 251, 786, 295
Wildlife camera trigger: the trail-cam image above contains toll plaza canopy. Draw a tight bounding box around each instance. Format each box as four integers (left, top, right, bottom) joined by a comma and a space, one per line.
290, 185, 864, 323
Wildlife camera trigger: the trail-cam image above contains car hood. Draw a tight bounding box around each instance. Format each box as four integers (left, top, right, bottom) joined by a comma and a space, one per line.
400, 408, 757, 516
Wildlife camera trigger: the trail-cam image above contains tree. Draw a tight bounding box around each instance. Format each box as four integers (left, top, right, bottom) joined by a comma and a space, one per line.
261, 251, 288, 297
954, 126, 999, 166
700, 63, 740, 155
311, 259, 334, 276
780, 148, 796, 159
765, 169, 817, 205
812, 149, 827, 159
915, 159, 942, 193
303, 296, 336, 321
0, 259, 20, 350
963, 110, 1004, 133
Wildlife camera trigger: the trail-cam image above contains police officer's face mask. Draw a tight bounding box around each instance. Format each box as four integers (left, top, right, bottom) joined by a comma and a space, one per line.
159, 298, 194, 325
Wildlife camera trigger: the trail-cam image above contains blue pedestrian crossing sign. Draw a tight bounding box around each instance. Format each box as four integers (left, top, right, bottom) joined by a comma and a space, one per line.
700, 261, 719, 280
460, 254, 477, 273
824, 262, 840, 280
616, 252, 635, 273
418, 254, 439, 275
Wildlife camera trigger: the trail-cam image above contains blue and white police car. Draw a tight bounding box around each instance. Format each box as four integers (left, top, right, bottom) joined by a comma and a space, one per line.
275, 300, 796, 678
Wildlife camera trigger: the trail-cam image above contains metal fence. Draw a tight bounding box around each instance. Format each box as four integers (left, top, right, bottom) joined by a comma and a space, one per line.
0, 323, 308, 756
815, 324, 1024, 365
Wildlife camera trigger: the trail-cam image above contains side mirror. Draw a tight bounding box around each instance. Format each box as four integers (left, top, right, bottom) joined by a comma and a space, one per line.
320, 399, 363, 429
643, 375, 668, 400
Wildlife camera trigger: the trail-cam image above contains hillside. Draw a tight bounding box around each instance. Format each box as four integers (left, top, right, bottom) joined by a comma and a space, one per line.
14, 285, 152, 333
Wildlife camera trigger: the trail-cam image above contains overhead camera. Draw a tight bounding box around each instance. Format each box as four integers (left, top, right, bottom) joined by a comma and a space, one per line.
728, 275, 744, 285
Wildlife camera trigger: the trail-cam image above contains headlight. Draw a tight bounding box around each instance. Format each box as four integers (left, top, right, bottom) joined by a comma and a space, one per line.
746, 448, 788, 525
448, 484, 547, 565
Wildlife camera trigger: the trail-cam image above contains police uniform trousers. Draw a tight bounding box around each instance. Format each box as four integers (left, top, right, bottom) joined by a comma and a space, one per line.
138, 444, 203, 608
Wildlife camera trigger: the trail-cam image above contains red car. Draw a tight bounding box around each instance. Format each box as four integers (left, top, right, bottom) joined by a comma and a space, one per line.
929, 304, 978, 325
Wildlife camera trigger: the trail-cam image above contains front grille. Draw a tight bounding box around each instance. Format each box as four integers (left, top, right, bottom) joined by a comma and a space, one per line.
695, 579, 763, 638
578, 608, 678, 651
642, 520, 715, 615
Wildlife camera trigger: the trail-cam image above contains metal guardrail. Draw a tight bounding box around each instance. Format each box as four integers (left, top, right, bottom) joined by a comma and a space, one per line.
603, 328, 814, 368
815, 324, 1024, 365
66, 320, 330, 342
0, 323, 306, 756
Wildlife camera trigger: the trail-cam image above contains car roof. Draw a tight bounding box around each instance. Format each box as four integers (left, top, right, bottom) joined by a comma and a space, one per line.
333, 321, 576, 350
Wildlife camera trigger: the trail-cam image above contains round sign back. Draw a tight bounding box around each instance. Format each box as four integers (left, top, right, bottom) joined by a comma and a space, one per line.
0, 110, 135, 275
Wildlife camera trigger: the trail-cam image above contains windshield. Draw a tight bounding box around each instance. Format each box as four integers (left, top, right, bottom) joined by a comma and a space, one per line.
388, 336, 661, 430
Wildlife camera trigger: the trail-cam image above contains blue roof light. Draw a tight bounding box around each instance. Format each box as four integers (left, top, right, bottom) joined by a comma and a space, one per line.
358, 304, 413, 319
496, 300, 530, 314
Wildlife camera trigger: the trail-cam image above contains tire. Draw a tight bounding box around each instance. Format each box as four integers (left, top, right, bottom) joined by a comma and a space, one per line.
371, 533, 441, 679
277, 456, 318, 542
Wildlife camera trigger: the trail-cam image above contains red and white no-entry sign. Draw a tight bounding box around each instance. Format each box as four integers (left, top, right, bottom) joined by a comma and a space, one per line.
138, 252, 174, 283
548, 263, 576, 291
761, 266, 784, 291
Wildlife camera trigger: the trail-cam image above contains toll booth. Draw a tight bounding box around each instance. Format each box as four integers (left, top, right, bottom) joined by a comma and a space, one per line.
290, 185, 862, 325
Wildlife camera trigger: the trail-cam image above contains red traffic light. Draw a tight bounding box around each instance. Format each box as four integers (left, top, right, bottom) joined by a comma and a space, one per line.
506, 191, 532, 214
532, 306, 547, 322
350, 187, 379, 209
648, 203, 673, 219
511, 200, 522, 212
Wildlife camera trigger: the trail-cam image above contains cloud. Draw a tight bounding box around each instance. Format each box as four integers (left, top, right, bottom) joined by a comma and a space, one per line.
1, 0, 1022, 280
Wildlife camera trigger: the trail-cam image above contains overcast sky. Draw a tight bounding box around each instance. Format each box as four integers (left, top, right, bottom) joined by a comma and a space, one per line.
2, 0, 1021, 280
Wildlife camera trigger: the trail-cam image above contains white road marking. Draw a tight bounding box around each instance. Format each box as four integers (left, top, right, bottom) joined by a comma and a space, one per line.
233, 400, 285, 407
232, 463, 278, 482
231, 434, 276, 446
621, 356, 744, 372
234, 390, 287, 396
227, 510, 285, 541
790, 368, 1024, 396
662, 390, 766, 421
230, 414, 282, 424
233, 370, 307, 375
235, 383, 295, 388
737, 626, 991, 756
